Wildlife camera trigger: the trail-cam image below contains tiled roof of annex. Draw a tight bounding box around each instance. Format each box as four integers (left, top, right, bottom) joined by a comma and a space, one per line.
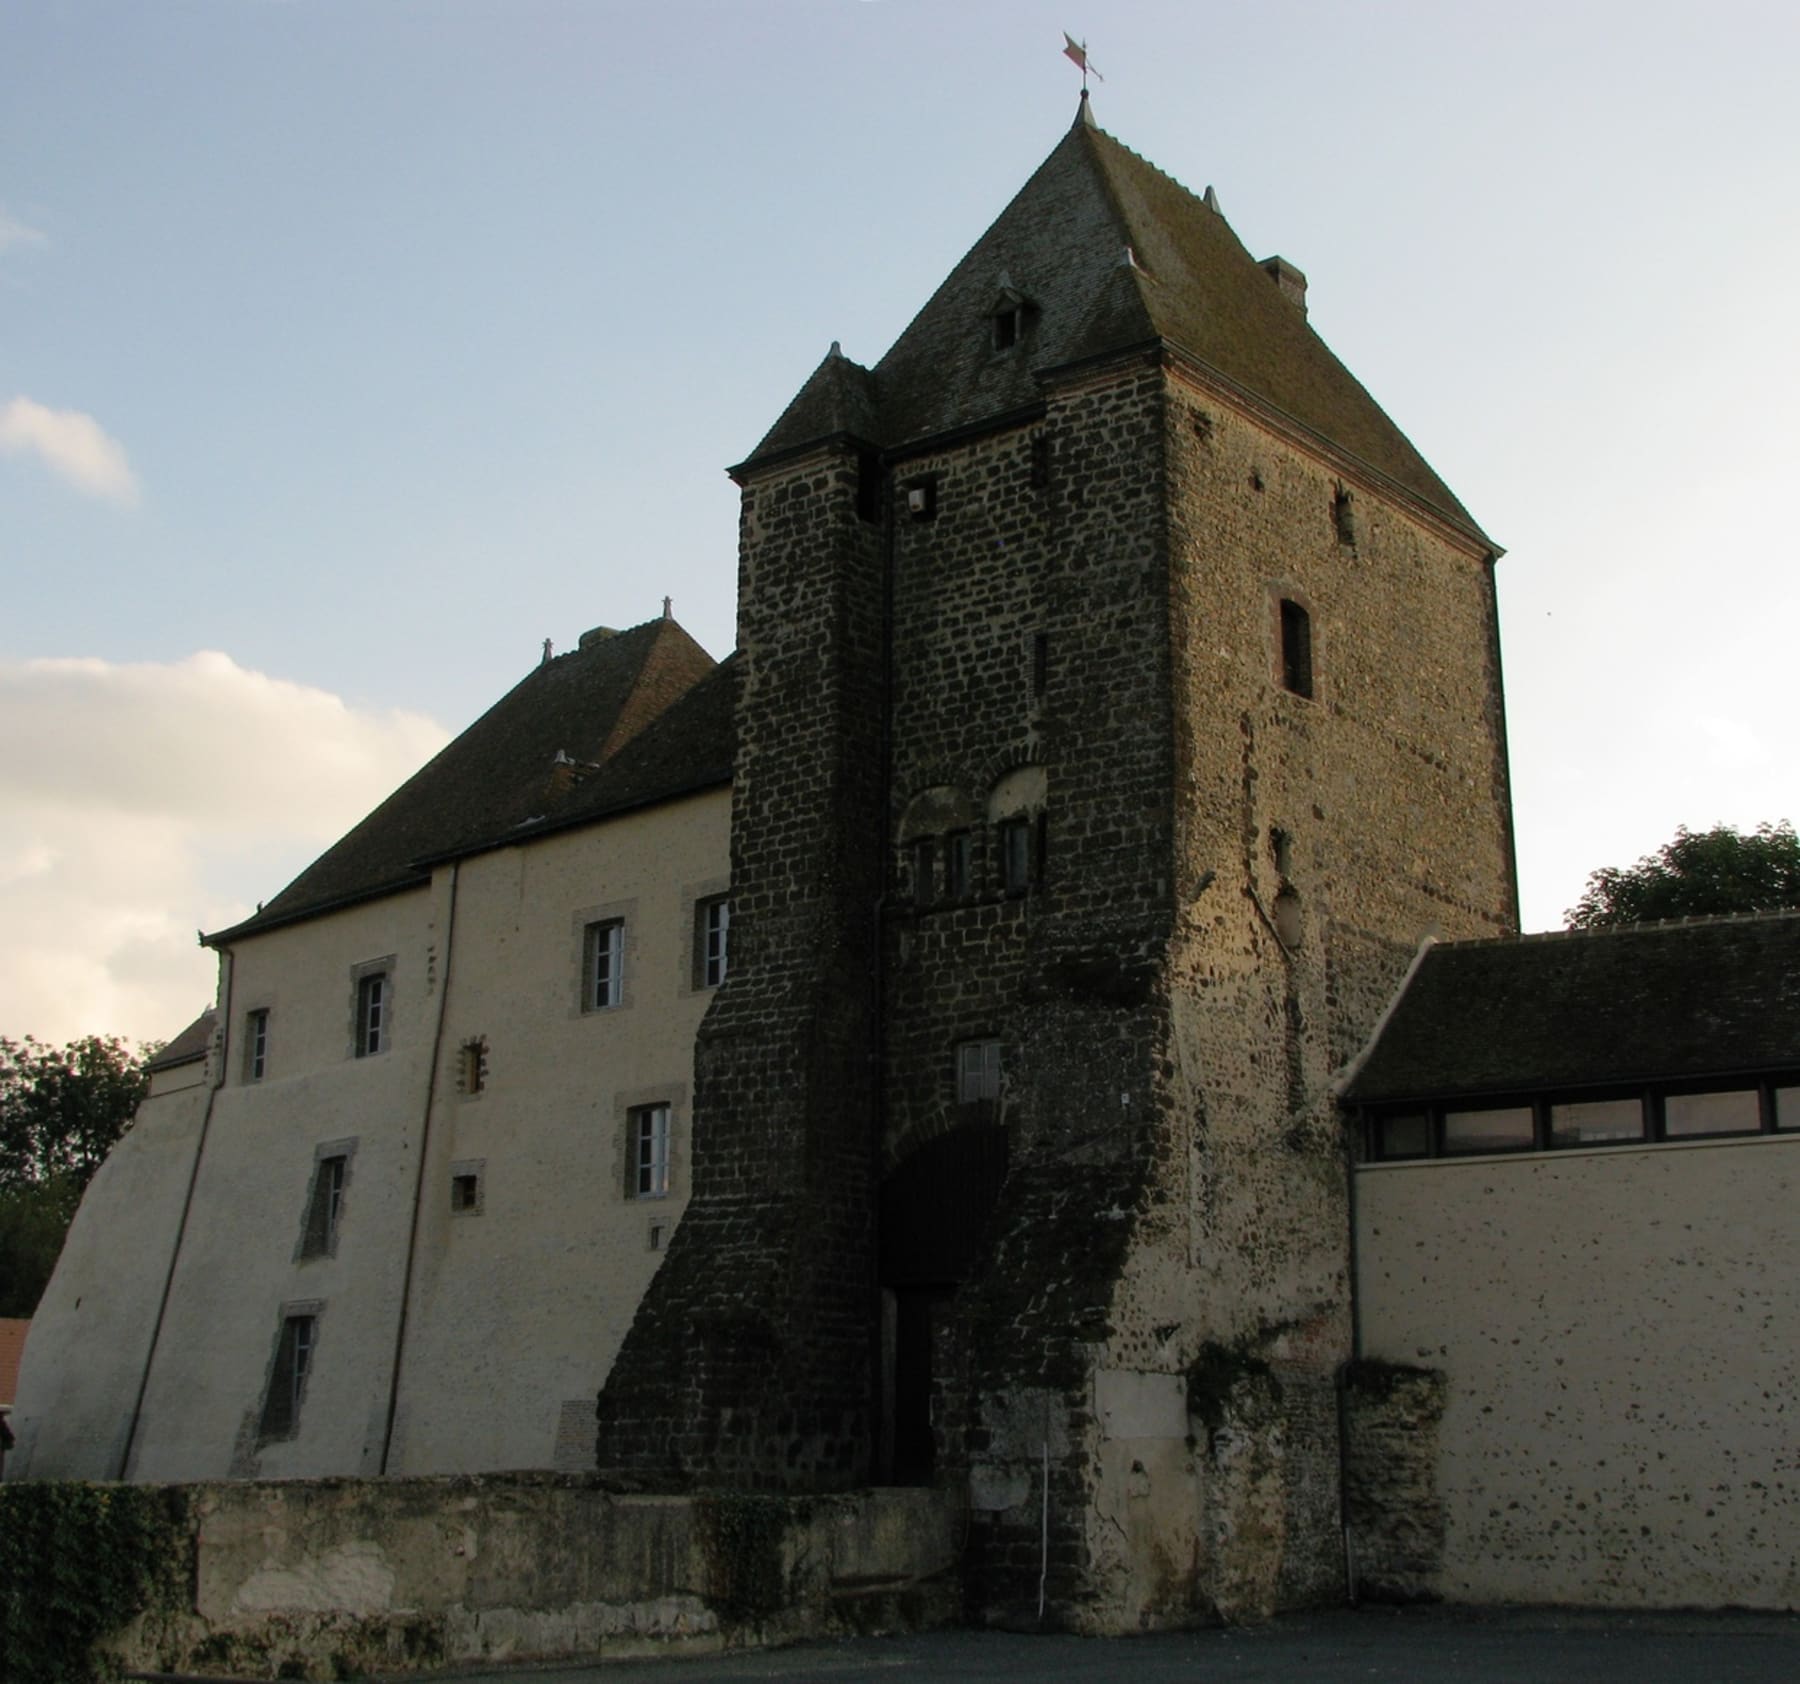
1343, 911, 1800, 1105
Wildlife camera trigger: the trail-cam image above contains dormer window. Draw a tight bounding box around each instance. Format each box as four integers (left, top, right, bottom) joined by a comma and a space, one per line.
989, 276, 1033, 353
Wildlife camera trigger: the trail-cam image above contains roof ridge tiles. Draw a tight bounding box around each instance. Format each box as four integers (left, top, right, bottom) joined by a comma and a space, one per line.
1427, 906, 1800, 954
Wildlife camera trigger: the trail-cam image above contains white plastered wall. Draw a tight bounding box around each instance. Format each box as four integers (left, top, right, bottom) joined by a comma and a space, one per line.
128, 886, 438, 1481
13, 786, 729, 1484
8, 1080, 212, 1480
1356, 1135, 1800, 1609
386, 790, 727, 1474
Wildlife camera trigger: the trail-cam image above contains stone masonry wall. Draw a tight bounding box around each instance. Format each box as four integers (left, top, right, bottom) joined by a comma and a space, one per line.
71, 1476, 958, 1679
594, 444, 886, 1489
877, 357, 1180, 1630
1142, 362, 1516, 1616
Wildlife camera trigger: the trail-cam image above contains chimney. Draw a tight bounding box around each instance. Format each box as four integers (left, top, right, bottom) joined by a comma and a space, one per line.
1260, 255, 1308, 316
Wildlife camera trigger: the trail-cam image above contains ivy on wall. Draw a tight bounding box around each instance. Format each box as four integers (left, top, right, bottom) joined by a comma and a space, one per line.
0, 1482, 190, 1683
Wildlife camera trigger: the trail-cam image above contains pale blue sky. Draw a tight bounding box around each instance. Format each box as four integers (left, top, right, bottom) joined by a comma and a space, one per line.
4, 1, 1796, 1041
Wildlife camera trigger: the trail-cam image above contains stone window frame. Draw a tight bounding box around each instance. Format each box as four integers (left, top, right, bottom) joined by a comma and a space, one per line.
455, 1035, 488, 1098
350, 955, 395, 1060
256, 1299, 324, 1445
630, 1102, 673, 1200
449, 1158, 486, 1217
242, 1004, 272, 1084
613, 1081, 688, 1202
680, 879, 731, 995
295, 1137, 356, 1262
572, 897, 637, 1017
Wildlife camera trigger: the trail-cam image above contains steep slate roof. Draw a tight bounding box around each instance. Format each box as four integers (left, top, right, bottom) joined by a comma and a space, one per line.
1344, 913, 1800, 1104
747, 96, 1480, 538
207, 617, 723, 944
147, 1009, 216, 1072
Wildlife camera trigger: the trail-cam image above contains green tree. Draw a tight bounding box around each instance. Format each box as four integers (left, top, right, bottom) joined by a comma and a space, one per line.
1566, 821, 1800, 929
0, 1036, 153, 1315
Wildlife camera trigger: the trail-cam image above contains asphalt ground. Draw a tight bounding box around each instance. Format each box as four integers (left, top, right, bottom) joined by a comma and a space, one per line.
403, 1606, 1800, 1684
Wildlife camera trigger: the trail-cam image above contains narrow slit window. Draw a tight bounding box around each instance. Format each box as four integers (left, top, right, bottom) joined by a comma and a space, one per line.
1280, 599, 1313, 699
244, 1008, 269, 1083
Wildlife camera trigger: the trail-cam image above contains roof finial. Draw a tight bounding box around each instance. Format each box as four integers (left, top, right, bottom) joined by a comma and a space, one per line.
541, 637, 553, 665
662, 595, 672, 620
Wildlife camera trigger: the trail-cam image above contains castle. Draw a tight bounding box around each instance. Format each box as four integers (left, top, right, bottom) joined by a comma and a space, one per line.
13, 97, 1798, 1631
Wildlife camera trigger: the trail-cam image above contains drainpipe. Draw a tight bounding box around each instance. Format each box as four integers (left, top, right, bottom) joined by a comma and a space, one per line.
378, 861, 460, 1474
118, 945, 235, 1478
1338, 1125, 1362, 1605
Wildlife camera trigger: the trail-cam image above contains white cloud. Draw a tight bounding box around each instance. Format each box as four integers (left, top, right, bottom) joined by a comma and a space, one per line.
0, 652, 449, 1046
0, 208, 47, 253
0, 396, 141, 506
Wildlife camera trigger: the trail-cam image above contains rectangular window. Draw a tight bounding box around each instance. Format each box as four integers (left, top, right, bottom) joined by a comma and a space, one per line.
299, 1155, 347, 1259
631, 1103, 672, 1199
1374, 1112, 1431, 1160
1000, 818, 1034, 895
258, 1313, 316, 1442
1777, 1086, 1800, 1131
244, 1009, 269, 1083
912, 838, 935, 907
957, 1039, 1002, 1104
451, 1172, 481, 1213
1550, 1096, 1644, 1148
584, 918, 625, 1011
696, 896, 730, 989
458, 1038, 485, 1095
355, 972, 388, 1057
945, 831, 971, 899
1442, 1105, 1533, 1155
1280, 598, 1313, 699
1664, 1089, 1760, 1138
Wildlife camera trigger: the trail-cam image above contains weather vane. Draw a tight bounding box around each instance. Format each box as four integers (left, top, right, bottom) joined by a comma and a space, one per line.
1062, 33, 1103, 89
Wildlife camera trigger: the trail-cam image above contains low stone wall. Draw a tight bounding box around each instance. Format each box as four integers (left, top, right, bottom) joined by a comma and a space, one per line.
98, 1475, 961, 1679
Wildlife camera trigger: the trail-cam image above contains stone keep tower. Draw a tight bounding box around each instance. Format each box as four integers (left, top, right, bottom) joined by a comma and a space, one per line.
596, 97, 1517, 1629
